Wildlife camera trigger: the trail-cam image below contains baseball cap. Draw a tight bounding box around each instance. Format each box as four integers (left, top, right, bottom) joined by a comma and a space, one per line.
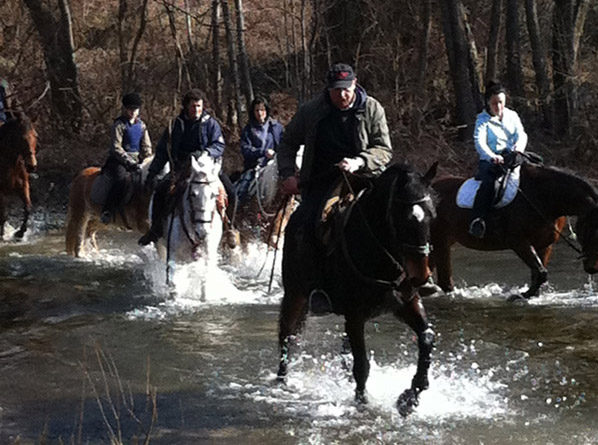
327, 63, 355, 89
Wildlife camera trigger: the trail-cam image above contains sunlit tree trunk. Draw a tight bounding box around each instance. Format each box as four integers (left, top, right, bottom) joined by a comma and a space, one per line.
118, 0, 149, 94
505, 0, 525, 108
234, 0, 253, 114
552, 0, 589, 137
211, 0, 223, 118
485, 0, 502, 83
23, 0, 82, 132
221, 0, 242, 128
439, 0, 480, 140
524, 0, 552, 128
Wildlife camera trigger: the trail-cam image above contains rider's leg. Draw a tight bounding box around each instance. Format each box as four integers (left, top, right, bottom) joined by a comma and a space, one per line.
101, 162, 127, 224
470, 160, 498, 238
138, 179, 169, 245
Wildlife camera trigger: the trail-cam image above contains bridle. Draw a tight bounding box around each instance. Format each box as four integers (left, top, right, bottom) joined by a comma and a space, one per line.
339, 172, 432, 295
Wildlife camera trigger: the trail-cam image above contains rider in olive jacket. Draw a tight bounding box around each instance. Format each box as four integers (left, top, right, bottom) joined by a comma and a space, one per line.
277, 84, 392, 194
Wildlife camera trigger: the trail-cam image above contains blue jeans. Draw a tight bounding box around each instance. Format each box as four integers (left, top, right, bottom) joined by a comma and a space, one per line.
472, 160, 502, 220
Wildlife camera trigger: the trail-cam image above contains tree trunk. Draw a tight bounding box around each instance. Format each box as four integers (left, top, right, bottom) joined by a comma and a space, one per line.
417, 0, 432, 88
552, 0, 590, 137
524, 0, 552, 129
163, 1, 192, 96
23, 0, 82, 132
221, 0, 242, 128
485, 0, 502, 83
505, 0, 525, 108
118, 0, 149, 94
211, 0, 223, 118
438, 0, 479, 140
234, 0, 254, 113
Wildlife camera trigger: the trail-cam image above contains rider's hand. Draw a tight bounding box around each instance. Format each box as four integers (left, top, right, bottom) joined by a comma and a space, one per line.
266, 149, 275, 159
337, 157, 365, 173
281, 176, 300, 195
492, 155, 504, 165
133, 163, 142, 173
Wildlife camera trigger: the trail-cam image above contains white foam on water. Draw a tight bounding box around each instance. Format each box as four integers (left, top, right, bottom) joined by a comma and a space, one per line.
126, 241, 284, 319
450, 281, 598, 307
221, 347, 510, 445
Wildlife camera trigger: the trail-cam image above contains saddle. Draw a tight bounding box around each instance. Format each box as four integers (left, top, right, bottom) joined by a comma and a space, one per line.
317, 177, 369, 256
456, 166, 521, 209
90, 170, 140, 208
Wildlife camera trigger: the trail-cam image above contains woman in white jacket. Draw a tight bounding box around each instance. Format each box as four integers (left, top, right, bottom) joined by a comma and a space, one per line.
469, 80, 528, 238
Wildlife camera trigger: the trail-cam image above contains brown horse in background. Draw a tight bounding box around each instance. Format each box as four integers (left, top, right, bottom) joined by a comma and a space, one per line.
0, 111, 38, 239
65, 157, 154, 257
430, 155, 598, 299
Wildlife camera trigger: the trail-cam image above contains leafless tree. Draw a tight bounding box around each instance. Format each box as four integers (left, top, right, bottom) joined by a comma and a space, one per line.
23, 0, 82, 131
118, 0, 150, 94
505, 0, 525, 107
234, 0, 254, 113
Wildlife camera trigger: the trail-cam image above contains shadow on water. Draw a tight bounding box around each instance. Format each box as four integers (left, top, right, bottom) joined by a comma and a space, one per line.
0, 231, 598, 443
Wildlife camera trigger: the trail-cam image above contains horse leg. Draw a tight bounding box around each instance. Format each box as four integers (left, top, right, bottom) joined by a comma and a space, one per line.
14, 180, 32, 239
277, 291, 307, 380
513, 244, 548, 299
344, 314, 369, 404
0, 195, 5, 239
394, 293, 435, 417
431, 233, 455, 292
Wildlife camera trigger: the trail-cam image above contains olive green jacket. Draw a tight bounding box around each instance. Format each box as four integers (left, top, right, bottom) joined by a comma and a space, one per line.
277, 86, 393, 186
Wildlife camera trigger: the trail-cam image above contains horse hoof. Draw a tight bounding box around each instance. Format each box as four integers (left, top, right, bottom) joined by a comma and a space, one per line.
354, 390, 368, 405
397, 388, 419, 417
507, 293, 529, 303
419, 281, 443, 297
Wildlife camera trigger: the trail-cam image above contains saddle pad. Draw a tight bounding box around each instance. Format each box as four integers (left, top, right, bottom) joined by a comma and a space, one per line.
456, 166, 520, 209
90, 173, 113, 206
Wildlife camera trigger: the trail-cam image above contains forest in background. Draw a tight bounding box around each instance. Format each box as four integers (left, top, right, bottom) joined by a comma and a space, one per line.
1, 0, 597, 202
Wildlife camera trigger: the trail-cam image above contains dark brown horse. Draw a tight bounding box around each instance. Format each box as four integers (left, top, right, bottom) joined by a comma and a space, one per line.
0, 111, 38, 239
277, 163, 437, 417
431, 157, 598, 299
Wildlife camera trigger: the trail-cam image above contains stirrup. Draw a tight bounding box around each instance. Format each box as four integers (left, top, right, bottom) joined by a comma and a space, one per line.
469, 218, 486, 239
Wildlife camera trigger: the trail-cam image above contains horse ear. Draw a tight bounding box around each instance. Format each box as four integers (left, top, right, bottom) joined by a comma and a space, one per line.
423, 161, 438, 185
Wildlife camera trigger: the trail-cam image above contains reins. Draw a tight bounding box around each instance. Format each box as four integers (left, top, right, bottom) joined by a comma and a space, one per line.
339, 170, 428, 294
498, 157, 583, 255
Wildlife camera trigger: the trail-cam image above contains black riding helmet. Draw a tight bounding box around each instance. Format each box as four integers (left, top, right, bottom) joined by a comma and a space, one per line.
122, 92, 143, 109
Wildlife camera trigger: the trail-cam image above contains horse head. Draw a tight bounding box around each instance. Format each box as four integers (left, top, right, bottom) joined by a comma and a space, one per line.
1, 112, 38, 173
575, 206, 598, 274
381, 162, 437, 288
186, 153, 221, 240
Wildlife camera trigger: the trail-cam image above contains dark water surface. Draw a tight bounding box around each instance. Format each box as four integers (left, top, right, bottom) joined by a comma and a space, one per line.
0, 229, 597, 444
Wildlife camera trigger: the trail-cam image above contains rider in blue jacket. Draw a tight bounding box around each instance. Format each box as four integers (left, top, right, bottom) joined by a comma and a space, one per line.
139, 89, 226, 246
101, 92, 152, 223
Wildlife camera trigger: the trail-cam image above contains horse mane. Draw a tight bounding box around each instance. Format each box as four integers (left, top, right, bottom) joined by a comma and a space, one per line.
530, 162, 598, 203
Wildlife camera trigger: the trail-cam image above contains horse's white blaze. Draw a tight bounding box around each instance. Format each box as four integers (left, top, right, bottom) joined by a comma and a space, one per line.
412, 204, 425, 222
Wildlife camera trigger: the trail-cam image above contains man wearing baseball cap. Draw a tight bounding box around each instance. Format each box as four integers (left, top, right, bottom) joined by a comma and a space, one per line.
277, 63, 392, 312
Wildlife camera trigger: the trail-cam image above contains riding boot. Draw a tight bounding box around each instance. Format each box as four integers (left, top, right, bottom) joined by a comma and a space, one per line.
101, 179, 125, 224
138, 181, 168, 246
469, 178, 494, 238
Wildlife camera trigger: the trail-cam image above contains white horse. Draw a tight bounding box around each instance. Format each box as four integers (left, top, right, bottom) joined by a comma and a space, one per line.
155, 152, 224, 291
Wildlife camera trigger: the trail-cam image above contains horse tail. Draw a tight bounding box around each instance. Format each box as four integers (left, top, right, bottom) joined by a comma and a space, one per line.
65, 168, 96, 256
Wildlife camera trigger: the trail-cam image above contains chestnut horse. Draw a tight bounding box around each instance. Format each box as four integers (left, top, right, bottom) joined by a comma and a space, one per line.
431, 156, 598, 299
65, 157, 154, 257
277, 163, 437, 417
0, 111, 38, 239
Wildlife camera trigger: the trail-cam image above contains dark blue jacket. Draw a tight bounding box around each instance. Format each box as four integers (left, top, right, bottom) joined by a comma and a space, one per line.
240, 117, 283, 171
149, 111, 225, 176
